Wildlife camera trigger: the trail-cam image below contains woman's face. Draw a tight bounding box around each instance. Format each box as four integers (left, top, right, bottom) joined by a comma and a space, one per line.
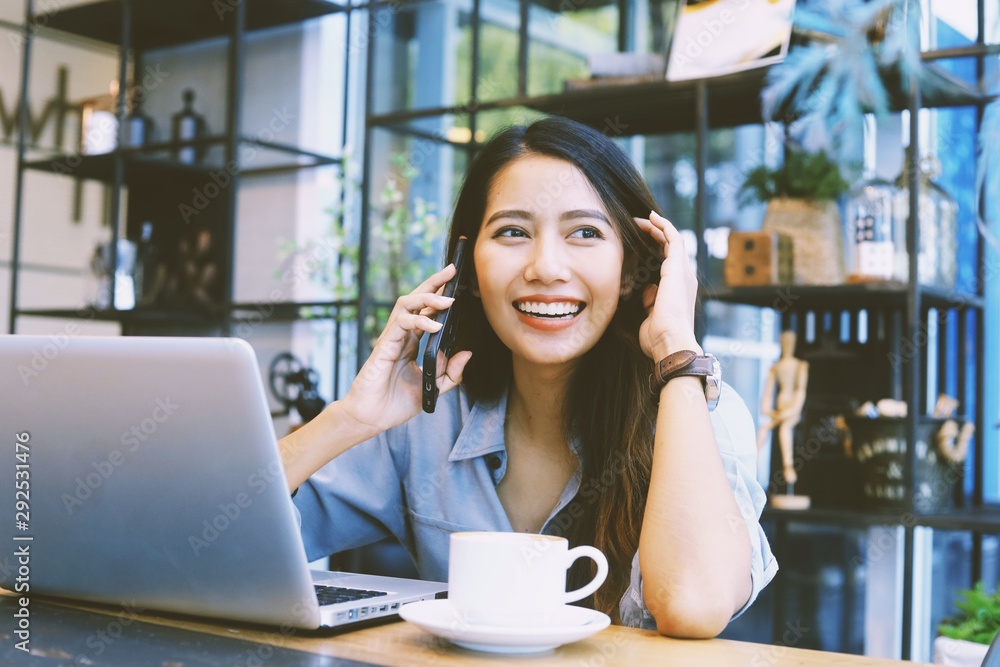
473, 154, 625, 368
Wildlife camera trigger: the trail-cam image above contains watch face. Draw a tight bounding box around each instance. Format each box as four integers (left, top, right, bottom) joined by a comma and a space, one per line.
706, 355, 722, 411
705, 376, 721, 410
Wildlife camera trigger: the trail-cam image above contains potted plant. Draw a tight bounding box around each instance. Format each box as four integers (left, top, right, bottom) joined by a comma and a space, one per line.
934, 582, 1000, 666
740, 148, 850, 285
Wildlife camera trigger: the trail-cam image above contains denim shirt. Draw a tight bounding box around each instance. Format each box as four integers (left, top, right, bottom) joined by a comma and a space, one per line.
293, 381, 778, 629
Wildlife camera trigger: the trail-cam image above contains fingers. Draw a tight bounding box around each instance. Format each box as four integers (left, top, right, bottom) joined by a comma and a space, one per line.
437, 350, 473, 395
398, 263, 458, 318
646, 210, 682, 242
396, 291, 455, 316
377, 298, 449, 349
411, 262, 457, 300
633, 216, 666, 248
635, 211, 685, 255
394, 310, 445, 335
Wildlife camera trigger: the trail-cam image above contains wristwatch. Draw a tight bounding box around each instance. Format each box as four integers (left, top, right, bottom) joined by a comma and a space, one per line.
649, 350, 722, 411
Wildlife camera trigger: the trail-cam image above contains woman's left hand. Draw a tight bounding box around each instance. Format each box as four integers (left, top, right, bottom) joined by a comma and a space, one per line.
634, 211, 702, 360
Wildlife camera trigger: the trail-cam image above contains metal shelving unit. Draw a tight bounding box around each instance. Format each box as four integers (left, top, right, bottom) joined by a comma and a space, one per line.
360, 4, 996, 660
8, 0, 349, 344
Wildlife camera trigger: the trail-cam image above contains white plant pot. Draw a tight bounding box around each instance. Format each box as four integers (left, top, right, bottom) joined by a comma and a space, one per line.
933, 635, 989, 666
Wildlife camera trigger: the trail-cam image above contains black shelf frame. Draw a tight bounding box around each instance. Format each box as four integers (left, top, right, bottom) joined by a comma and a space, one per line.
366, 48, 992, 142
8, 0, 359, 395
358, 4, 994, 661
40, 0, 347, 51
15, 299, 363, 326
13, 306, 223, 326
763, 505, 1000, 534
20, 137, 343, 182
704, 283, 986, 311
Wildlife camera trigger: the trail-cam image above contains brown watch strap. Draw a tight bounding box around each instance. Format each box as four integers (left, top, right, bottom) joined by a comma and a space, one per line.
649, 350, 712, 394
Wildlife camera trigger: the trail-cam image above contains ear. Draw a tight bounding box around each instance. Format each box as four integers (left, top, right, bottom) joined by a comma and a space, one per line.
620, 258, 637, 298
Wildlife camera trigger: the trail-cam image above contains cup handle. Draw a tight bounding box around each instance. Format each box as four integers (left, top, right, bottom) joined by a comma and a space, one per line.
561, 545, 609, 605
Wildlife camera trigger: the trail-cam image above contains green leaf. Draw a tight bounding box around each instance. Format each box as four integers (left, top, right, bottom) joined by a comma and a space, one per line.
938, 582, 1000, 646
739, 149, 849, 203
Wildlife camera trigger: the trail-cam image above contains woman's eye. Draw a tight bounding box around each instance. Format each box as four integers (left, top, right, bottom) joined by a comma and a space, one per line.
494, 227, 528, 238
572, 226, 605, 240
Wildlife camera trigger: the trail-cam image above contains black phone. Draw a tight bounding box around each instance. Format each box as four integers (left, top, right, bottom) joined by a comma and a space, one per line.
422, 237, 469, 413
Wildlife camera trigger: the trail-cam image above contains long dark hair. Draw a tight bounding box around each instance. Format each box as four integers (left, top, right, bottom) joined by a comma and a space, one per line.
445, 116, 663, 622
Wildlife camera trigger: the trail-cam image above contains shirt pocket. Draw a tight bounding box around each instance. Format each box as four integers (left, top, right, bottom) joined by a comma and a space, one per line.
406, 509, 481, 581
407, 508, 479, 533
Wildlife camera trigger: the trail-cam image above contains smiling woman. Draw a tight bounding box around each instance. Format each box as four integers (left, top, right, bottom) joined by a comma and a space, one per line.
280, 116, 777, 638
474, 154, 624, 356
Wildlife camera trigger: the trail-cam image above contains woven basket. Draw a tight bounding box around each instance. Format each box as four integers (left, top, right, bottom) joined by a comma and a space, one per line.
761, 198, 845, 285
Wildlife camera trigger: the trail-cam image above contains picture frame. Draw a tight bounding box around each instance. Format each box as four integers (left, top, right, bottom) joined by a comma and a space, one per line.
665, 0, 797, 82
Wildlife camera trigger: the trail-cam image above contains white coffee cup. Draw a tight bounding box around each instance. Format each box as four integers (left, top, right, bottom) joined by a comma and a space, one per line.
447, 532, 609, 627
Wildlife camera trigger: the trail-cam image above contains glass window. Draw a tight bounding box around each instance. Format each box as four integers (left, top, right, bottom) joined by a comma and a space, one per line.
364, 122, 465, 347
933, 105, 979, 296
988, 0, 1000, 44
642, 0, 680, 56
526, 0, 617, 96
474, 0, 522, 103
928, 0, 978, 48
469, 106, 547, 141
641, 132, 697, 231
370, 0, 473, 114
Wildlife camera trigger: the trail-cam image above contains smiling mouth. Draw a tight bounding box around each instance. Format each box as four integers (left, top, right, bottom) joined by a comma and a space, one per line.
512, 301, 585, 319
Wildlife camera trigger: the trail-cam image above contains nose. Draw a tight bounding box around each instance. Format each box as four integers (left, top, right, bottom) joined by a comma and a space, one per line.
523, 232, 571, 284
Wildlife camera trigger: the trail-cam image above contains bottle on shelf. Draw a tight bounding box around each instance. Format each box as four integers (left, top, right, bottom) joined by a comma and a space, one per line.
88, 239, 136, 310
171, 89, 207, 164
844, 115, 898, 283
133, 221, 164, 307
123, 87, 155, 149
893, 154, 959, 289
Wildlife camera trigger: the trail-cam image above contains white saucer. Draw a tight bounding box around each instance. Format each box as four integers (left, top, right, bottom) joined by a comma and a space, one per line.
398, 599, 611, 654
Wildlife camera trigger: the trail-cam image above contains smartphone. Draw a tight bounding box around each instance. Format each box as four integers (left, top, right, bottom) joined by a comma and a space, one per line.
422, 237, 469, 413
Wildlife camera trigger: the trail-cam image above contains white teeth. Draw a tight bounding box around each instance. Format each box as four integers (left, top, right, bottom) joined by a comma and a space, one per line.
515, 301, 582, 316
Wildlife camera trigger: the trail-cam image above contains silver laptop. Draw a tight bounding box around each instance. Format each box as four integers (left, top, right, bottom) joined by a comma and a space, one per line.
0, 335, 446, 629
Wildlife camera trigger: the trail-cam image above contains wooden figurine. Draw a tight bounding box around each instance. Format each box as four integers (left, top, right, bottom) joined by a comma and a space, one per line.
758, 330, 810, 509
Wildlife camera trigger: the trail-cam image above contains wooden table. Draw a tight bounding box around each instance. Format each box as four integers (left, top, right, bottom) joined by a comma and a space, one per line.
1, 594, 932, 666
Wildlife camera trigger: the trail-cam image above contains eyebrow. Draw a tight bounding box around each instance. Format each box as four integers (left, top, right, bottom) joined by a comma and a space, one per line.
484, 208, 613, 228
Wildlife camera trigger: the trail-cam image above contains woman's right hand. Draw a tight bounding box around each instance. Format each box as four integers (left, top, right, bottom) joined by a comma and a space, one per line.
338, 263, 474, 434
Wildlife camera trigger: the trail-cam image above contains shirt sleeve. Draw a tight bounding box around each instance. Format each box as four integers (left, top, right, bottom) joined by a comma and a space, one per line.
618, 383, 779, 629
291, 425, 413, 563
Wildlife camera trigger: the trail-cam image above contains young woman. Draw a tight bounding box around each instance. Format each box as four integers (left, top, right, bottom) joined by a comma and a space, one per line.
280, 116, 776, 637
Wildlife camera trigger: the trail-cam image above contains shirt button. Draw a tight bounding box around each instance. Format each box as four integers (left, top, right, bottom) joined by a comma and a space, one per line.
487, 456, 501, 470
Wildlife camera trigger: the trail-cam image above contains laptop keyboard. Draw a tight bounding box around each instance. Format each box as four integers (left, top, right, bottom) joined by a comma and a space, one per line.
314, 585, 389, 606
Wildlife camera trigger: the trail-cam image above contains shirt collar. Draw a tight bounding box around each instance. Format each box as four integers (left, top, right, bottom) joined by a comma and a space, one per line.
447, 384, 584, 463
447, 387, 509, 462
